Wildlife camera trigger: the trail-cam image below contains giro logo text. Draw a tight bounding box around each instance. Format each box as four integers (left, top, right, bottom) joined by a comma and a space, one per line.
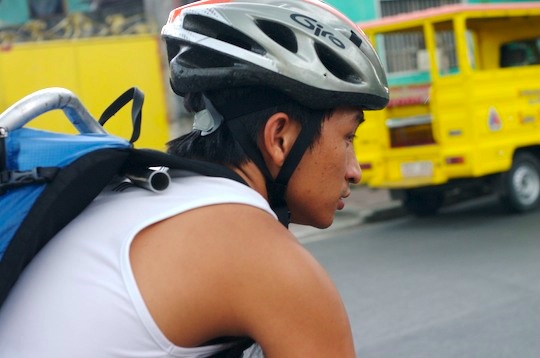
290, 13, 345, 49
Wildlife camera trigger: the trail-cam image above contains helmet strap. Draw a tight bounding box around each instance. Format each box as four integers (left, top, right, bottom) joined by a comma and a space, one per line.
227, 114, 319, 228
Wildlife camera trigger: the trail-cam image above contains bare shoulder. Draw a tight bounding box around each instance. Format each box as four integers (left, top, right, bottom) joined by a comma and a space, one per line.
131, 203, 355, 356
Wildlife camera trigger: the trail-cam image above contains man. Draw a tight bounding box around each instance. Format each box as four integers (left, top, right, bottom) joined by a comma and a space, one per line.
0, 0, 388, 356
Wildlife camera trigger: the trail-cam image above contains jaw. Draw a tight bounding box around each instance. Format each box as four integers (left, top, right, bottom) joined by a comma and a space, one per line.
289, 208, 335, 229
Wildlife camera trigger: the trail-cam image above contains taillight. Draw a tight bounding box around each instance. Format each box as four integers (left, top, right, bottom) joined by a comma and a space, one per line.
359, 162, 372, 170
446, 156, 465, 165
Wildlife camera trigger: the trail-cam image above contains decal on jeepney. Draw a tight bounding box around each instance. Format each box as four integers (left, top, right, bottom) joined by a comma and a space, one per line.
518, 89, 540, 105
519, 114, 535, 124
388, 84, 431, 107
488, 107, 502, 131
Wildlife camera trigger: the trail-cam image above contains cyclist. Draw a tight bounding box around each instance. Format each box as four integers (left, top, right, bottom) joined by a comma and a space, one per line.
0, 0, 388, 357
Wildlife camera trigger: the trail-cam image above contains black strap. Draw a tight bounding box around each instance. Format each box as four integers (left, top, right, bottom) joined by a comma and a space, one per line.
225, 117, 293, 226
125, 149, 248, 186
208, 338, 255, 357
274, 122, 319, 186
226, 112, 320, 228
0, 149, 130, 309
226, 115, 292, 226
99, 87, 144, 144
226, 117, 273, 180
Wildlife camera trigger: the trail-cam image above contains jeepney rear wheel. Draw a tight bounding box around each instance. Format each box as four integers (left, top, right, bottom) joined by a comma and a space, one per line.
403, 189, 444, 217
499, 152, 540, 213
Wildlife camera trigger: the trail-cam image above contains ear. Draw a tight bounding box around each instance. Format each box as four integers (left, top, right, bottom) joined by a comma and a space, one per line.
260, 112, 301, 176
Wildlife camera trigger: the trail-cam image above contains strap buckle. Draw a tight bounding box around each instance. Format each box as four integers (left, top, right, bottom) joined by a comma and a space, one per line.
0, 167, 59, 194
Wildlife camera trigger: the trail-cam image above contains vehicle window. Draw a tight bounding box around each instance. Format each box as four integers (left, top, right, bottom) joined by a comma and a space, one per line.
376, 25, 458, 81
377, 30, 426, 74
500, 38, 540, 68
434, 28, 458, 75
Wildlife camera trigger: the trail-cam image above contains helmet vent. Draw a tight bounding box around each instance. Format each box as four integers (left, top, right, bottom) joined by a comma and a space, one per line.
183, 14, 266, 55
315, 43, 363, 84
255, 20, 298, 53
176, 46, 236, 69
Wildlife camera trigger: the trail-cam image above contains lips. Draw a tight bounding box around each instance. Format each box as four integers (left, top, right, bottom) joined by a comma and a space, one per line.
337, 190, 351, 210
337, 197, 346, 210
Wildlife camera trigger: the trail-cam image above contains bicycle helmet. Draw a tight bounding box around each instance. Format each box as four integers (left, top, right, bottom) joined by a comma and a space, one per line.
161, 0, 389, 110
162, 0, 389, 226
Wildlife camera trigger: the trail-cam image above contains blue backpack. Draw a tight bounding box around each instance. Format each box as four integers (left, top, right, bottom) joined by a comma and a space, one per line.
0, 87, 246, 310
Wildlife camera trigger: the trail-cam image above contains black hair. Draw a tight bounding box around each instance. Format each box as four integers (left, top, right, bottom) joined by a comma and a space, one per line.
167, 86, 331, 167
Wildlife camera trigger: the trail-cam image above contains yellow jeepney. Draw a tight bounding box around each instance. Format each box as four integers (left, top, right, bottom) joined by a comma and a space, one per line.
355, 3, 540, 215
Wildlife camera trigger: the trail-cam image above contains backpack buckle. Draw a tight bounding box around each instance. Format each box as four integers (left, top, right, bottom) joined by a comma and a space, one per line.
0, 167, 59, 194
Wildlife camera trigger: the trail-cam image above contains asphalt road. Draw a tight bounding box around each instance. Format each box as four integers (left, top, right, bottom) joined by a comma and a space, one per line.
304, 195, 540, 358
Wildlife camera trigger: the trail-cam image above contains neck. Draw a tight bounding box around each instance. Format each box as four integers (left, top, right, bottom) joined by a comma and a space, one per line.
231, 161, 269, 201
232, 161, 292, 228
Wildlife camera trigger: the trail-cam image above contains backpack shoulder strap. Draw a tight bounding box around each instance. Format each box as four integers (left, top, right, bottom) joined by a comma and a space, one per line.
125, 148, 248, 186
0, 148, 130, 308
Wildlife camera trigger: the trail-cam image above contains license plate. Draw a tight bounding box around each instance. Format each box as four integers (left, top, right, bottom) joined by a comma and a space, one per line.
401, 161, 433, 177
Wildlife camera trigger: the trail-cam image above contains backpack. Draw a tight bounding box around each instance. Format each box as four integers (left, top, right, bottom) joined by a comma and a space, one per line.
0, 86, 247, 311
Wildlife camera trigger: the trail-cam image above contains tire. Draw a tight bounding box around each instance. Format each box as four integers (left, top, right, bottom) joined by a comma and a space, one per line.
499, 152, 540, 213
402, 189, 444, 217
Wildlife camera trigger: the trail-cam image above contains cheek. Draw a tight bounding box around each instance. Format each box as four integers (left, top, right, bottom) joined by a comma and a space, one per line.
316, 135, 337, 158
322, 142, 348, 172
293, 137, 346, 187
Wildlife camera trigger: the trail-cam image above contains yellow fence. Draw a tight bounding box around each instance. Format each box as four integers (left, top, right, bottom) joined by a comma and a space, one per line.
0, 34, 170, 150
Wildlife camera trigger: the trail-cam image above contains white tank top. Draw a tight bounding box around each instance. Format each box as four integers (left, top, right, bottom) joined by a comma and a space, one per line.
0, 175, 275, 357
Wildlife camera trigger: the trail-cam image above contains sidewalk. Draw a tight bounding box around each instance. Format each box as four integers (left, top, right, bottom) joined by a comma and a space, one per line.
290, 185, 406, 240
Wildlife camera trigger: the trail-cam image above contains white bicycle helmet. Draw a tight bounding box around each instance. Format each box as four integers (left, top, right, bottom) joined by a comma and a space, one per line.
162, 0, 389, 226
161, 0, 389, 110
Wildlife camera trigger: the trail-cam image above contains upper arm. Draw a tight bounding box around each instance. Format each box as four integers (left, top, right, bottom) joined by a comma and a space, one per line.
217, 213, 356, 357
131, 203, 355, 356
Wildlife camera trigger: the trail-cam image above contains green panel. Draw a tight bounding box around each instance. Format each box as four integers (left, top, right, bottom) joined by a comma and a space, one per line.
66, 0, 92, 13
0, 0, 29, 28
388, 71, 431, 86
325, 0, 378, 22
467, 0, 537, 3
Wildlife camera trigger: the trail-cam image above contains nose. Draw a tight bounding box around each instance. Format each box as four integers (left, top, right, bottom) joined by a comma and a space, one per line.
346, 150, 361, 184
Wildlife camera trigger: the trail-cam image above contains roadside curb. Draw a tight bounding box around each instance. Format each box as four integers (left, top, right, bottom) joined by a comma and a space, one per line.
362, 203, 408, 224
291, 202, 408, 240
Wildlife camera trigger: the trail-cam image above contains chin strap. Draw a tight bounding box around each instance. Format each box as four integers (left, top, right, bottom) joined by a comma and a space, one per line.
226, 114, 319, 228
197, 91, 320, 228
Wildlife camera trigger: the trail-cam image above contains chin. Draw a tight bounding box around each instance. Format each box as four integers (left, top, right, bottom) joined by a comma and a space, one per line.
312, 222, 332, 230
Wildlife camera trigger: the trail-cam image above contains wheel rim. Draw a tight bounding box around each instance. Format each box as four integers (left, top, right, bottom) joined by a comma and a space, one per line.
512, 163, 540, 206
